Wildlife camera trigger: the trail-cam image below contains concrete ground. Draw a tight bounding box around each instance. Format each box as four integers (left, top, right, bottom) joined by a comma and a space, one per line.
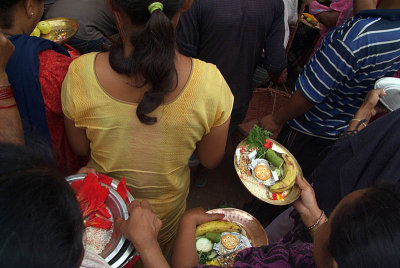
186, 134, 253, 211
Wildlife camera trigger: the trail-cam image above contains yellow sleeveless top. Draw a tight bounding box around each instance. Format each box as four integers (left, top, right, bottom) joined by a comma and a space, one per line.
61, 52, 234, 255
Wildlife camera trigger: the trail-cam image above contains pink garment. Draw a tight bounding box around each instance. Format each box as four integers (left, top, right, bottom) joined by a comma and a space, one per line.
309, 0, 353, 55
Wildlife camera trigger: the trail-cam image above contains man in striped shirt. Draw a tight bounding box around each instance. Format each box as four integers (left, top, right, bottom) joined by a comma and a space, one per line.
261, 3, 400, 177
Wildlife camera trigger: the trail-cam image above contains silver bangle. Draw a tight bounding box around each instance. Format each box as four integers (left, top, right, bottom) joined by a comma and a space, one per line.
306, 210, 325, 231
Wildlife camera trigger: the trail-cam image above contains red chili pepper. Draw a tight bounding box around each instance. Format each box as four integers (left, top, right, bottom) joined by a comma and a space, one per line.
263, 140, 273, 150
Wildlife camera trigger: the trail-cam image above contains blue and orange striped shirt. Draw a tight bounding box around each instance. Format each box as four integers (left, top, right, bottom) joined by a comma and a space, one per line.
289, 9, 400, 138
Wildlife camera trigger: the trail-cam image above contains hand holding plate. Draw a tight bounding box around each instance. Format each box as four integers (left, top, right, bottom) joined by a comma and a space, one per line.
181, 207, 224, 227
292, 176, 322, 227
115, 200, 162, 253
260, 114, 281, 134
355, 88, 387, 121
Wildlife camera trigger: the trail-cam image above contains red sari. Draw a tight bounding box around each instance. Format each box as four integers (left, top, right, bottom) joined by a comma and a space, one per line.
38, 50, 84, 174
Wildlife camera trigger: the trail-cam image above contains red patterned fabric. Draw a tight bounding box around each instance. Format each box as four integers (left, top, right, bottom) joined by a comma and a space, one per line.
38, 50, 85, 174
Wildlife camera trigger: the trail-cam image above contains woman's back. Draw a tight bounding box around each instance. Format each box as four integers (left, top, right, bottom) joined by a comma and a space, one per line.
62, 52, 233, 253
63, 52, 232, 179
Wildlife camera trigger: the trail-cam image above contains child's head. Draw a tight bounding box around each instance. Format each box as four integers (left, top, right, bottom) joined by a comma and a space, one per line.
0, 143, 84, 267
109, 0, 192, 125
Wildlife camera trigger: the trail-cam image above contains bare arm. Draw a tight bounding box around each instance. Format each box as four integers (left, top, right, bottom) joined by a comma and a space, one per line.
260, 90, 314, 133
292, 176, 327, 240
195, 117, 230, 169
315, 10, 340, 27
346, 88, 388, 132
171, 208, 224, 268
0, 86, 24, 144
0, 34, 24, 144
64, 116, 90, 156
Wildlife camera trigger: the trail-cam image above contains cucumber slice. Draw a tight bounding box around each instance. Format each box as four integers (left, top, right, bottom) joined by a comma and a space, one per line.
208, 250, 218, 260
196, 237, 213, 253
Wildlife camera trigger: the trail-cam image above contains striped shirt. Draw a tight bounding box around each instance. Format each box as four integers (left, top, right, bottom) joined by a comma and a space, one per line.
288, 9, 400, 138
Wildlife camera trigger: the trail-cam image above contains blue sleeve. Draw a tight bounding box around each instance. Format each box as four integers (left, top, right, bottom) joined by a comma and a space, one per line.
296, 35, 357, 104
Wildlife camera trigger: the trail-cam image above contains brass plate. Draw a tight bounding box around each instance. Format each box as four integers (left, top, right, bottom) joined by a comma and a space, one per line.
40, 17, 79, 44
208, 208, 268, 247
234, 138, 302, 205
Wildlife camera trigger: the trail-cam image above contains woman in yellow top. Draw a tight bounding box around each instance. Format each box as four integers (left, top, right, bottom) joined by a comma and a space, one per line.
61, 0, 234, 257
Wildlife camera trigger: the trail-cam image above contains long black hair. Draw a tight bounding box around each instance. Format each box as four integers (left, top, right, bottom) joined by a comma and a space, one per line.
109, 0, 185, 125
0, 143, 84, 267
328, 183, 400, 267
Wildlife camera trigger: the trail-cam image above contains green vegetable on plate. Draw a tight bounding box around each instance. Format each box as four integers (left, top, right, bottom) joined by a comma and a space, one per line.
247, 125, 272, 159
205, 232, 221, 243
266, 148, 284, 168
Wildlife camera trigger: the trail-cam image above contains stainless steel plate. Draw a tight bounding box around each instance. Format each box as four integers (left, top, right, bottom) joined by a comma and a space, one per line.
65, 174, 134, 265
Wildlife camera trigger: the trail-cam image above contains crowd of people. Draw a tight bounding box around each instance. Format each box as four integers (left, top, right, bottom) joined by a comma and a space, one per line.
0, 0, 399, 267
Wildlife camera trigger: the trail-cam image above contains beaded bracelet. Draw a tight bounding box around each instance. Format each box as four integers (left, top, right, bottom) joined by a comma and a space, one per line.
0, 85, 14, 100
306, 210, 325, 231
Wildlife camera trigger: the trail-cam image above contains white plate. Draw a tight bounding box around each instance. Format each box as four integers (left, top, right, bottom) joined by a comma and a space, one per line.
375, 77, 400, 111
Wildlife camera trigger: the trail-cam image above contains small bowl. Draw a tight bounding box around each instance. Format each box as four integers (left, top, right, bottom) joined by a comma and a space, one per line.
65, 175, 129, 263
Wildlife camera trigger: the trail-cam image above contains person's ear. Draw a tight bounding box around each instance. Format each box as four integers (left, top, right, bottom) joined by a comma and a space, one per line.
180, 0, 193, 12
23, 0, 35, 18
